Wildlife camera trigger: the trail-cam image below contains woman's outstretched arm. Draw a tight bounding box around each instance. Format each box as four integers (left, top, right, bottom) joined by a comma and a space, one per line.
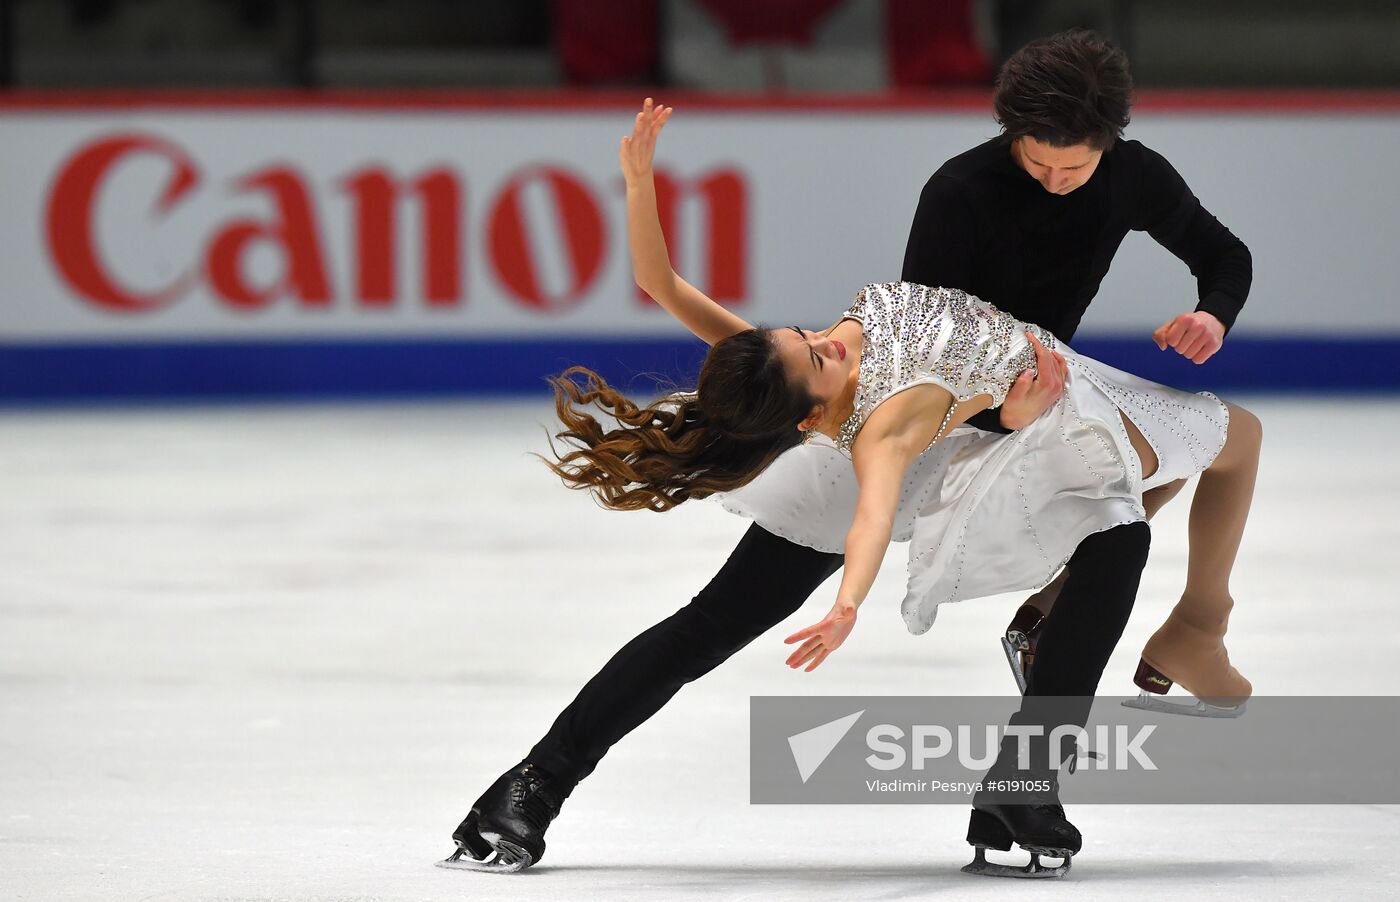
621, 99, 754, 346
783, 387, 955, 671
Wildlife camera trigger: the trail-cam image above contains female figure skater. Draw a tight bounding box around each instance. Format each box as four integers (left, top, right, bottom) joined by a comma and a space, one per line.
444, 99, 1261, 877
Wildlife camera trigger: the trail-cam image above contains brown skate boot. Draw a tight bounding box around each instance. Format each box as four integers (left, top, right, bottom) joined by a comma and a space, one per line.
1125, 600, 1251, 718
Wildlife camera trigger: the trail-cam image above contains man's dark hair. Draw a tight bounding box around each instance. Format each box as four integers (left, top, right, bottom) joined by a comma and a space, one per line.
993, 28, 1134, 150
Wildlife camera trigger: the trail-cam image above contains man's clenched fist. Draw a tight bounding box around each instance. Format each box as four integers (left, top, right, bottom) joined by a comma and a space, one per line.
1154, 311, 1225, 364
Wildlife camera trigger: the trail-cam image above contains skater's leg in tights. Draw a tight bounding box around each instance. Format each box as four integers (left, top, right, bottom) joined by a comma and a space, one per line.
1142, 477, 1189, 519
1176, 403, 1260, 626
527, 525, 842, 787
1141, 403, 1261, 698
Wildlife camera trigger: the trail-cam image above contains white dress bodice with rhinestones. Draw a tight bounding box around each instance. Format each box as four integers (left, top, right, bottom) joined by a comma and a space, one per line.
718, 280, 1230, 635
835, 282, 1054, 452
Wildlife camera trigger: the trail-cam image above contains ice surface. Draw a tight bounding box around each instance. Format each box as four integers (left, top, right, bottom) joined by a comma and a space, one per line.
2, 397, 1398, 900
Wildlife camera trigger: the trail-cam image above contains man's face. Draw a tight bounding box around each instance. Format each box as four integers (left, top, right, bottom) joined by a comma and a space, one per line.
1013, 136, 1103, 195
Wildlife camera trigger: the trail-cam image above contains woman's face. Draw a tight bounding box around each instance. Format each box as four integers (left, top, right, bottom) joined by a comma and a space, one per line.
772, 325, 852, 411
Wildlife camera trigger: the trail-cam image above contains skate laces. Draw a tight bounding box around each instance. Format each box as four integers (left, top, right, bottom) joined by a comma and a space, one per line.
510, 766, 562, 831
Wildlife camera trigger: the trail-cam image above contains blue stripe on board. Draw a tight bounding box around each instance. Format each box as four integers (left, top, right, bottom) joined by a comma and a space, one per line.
0, 335, 1397, 402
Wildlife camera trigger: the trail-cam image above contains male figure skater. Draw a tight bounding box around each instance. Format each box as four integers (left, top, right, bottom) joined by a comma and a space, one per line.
909, 34, 1250, 696
446, 28, 1250, 875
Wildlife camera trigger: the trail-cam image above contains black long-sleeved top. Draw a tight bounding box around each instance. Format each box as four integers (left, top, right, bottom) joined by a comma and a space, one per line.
900, 135, 1251, 432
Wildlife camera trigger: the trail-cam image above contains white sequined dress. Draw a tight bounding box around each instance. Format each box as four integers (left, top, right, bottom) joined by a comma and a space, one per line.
718, 282, 1229, 635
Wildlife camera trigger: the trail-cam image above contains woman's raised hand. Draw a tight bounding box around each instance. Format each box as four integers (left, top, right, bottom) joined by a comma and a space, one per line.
619, 98, 673, 186
783, 600, 858, 672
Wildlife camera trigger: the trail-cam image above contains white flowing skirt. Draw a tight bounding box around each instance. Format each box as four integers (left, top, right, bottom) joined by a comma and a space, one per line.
717, 351, 1229, 635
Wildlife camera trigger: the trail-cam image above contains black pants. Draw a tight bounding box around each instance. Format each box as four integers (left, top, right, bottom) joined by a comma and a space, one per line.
528, 520, 1150, 787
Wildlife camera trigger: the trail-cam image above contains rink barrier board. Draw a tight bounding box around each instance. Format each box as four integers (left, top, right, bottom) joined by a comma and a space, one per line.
4, 94, 1398, 342
2, 335, 1396, 403
5, 91, 1399, 402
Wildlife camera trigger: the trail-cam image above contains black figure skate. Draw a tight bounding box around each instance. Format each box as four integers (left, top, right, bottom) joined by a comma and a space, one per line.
962, 724, 1080, 878
438, 762, 568, 873
962, 802, 1079, 878
1001, 603, 1045, 695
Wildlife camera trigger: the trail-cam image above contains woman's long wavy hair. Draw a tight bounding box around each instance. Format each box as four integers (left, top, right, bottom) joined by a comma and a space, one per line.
542, 328, 818, 512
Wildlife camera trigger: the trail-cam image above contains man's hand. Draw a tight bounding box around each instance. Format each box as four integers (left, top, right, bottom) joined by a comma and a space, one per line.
1000, 332, 1068, 430
1153, 311, 1225, 364
783, 600, 858, 672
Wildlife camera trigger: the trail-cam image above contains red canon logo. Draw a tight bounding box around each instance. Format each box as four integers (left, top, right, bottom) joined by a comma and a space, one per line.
44, 132, 748, 315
